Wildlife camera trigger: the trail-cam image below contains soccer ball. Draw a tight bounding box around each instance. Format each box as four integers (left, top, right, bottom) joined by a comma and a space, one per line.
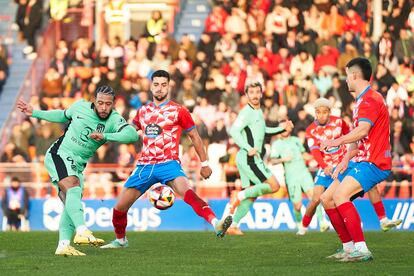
148, 184, 175, 210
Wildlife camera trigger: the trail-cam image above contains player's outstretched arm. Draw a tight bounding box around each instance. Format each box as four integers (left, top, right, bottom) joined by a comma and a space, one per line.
101, 124, 139, 144
18, 98, 70, 123
320, 121, 371, 151
265, 120, 294, 135
186, 128, 212, 179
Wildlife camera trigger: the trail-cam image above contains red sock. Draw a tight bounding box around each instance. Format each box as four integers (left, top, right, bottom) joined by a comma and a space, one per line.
337, 202, 365, 243
372, 201, 386, 220
302, 214, 312, 228
325, 207, 352, 243
112, 208, 128, 239
184, 189, 216, 224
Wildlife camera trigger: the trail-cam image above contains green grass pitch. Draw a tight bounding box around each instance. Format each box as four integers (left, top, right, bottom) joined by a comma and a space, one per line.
0, 231, 412, 275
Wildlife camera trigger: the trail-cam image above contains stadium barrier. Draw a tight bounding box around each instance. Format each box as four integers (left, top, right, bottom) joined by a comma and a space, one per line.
1, 198, 413, 232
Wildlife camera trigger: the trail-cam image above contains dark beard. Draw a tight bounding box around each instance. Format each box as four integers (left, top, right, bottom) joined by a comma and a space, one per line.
154, 94, 168, 102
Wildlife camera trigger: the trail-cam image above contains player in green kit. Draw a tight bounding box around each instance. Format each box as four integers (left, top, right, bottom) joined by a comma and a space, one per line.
227, 82, 293, 235
17, 86, 138, 256
269, 120, 329, 234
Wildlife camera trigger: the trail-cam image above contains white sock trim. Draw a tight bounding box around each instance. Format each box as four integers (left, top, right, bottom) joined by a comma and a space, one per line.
76, 225, 88, 235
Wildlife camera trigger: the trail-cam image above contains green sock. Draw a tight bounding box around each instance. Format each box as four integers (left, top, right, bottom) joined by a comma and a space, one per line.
315, 204, 324, 224
65, 186, 85, 228
294, 209, 302, 223
244, 183, 272, 198
59, 208, 75, 241
233, 199, 253, 224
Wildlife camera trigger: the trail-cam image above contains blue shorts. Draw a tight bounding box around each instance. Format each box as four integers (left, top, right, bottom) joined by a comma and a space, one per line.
314, 163, 351, 188
344, 161, 391, 193
124, 160, 187, 193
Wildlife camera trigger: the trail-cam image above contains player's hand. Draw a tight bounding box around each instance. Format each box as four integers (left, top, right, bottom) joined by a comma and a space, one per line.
200, 166, 212, 179
248, 148, 258, 157
320, 139, 340, 152
16, 98, 33, 116
284, 120, 294, 131
89, 132, 104, 141
323, 165, 333, 176
332, 160, 348, 179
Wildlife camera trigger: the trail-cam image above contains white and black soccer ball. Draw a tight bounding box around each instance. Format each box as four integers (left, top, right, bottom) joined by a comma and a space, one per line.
148, 184, 175, 210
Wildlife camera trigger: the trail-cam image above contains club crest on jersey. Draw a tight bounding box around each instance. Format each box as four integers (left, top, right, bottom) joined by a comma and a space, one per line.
96, 123, 105, 133
145, 123, 162, 138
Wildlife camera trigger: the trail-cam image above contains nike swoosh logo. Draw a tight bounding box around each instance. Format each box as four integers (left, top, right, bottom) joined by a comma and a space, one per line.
77, 116, 84, 119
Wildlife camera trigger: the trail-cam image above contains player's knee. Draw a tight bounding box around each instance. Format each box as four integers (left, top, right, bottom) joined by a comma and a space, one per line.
320, 192, 333, 208
332, 189, 347, 205
268, 179, 280, 193
311, 196, 321, 206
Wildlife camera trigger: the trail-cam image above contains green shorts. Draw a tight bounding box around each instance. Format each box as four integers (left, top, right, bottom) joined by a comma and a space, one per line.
44, 149, 86, 188
285, 170, 314, 203
236, 152, 273, 189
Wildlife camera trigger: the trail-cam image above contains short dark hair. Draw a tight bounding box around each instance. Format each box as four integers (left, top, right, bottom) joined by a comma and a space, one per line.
11, 176, 20, 182
346, 57, 372, 81
151, 70, 170, 82
244, 81, 263, 94
95, 85, 115, 98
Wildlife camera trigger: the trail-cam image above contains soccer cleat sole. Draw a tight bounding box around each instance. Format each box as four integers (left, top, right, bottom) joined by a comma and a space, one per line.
216, 216, 233, 238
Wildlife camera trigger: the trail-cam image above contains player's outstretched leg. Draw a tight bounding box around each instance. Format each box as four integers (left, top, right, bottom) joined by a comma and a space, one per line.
334, 177, 373, 262
55, 208, 85, 256
183, 189, 232, 238
101, 208, 129, 249
228, 199, 254, 235
321, 180, 355, 258
101, 187, 141, 249
368, 189, 402, 231
230, 176, 279, 214
61, 183, 104, 246
68, 188, 104, 246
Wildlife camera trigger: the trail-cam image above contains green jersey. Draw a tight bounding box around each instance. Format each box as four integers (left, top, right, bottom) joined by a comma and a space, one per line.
270, 136, 308, 174
230, 104, 284, 159
32, 100, 136, 164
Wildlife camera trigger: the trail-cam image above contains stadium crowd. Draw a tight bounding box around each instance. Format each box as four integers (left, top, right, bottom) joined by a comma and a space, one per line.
2, 0, 414, 198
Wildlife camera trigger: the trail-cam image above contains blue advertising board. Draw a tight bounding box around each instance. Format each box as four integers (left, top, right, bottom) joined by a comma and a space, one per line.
1, 198, 413, 231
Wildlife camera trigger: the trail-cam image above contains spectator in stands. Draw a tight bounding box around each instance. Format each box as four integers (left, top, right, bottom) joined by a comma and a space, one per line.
41, 67, 63, 98
224, 8, 248, 35
104, 0, 130, 43
177, 77, 199, 111
22, 0, 42, 59
14, 0, 27, 42
215, 32, 237, 61
337, 43, 358, 73
204, 6, 227, 42
394, 29, 414, 64
314, 45, 339, 74
362, 40, 378, 73
265, 5, 290, 46
303, 5, 323, 37
198, 33, 215, 62
0, 53, 7, 93
290, 50, 314, 78
210, 119, 229, 144
375, 63, 396, 96
321, 5, 344, 38
391, 120, 411, 160
1, 142, 28, 163
386, 82, 409, 107
1, 177, 29, 231
237, 33, 257, 61
380, 48, 400, 77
